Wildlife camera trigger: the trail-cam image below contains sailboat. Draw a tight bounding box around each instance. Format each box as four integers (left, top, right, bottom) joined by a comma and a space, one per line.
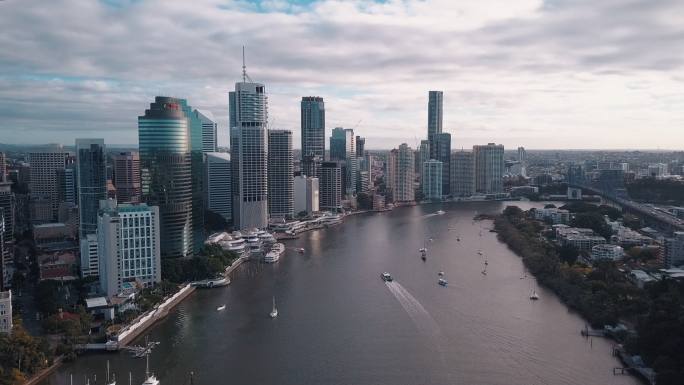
530, 290, 540, 300
106, 361, 116, 385
269, 296, 278, 318
141, 349, 159, 385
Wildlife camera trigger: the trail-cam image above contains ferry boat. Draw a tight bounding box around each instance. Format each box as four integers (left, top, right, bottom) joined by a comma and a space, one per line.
381, 272, 393, 282
319, 214, 343, 226
264, 243, 285, 263
438, 278, 448, 287
259, 231, 277, 244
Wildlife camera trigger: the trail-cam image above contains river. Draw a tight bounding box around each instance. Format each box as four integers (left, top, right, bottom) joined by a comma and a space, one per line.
42, 201, 640, 385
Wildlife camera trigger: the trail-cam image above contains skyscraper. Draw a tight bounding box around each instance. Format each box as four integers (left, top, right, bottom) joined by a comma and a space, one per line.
422, 160, 443, 200
418, 140, 430, 178
356, 136, 365, 157
139, 97, 197, 259
28, 147, 67, 222
206, 152, 232, 224
301, 96, 325, 177
517, 146, 527, 177
0, 153, 5, 182
388, 144, 415, 203
57, 164, 77, 206
329, 127, 347, 161
195, 109, 218, 153
432, 132, 451, 196
76, 139, 107, 238
97, 199, 161, 298
451, 151, 475, 197
474, 143, 504, 194
229, 68, 269, 229
428, 90, 443, 158
320, 162, 342, 211
268, 130, 294, 219
0, 181, 14, 288
112, 152, 141, 204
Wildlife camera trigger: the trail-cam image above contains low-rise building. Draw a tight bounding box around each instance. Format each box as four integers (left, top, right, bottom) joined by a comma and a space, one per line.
664, 231, 684, 268
532, 207, 570, 225
629, 270, 657, 289
556, 227, 606, 252
591, 244, 624, 261
38, 251, 78, 281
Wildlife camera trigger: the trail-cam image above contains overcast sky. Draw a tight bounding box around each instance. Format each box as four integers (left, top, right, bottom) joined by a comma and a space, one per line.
1, 0, 683, 150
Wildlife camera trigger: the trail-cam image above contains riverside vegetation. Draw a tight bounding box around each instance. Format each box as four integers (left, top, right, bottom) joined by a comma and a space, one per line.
495, 206, 684, 384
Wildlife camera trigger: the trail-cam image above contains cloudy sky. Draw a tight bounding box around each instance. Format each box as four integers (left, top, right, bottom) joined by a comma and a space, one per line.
1, 0, 683, 149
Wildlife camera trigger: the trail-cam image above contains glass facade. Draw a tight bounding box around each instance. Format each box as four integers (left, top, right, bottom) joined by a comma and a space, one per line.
76, 139, 106, 238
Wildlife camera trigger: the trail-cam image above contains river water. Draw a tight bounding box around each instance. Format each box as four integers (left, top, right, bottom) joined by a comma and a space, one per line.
42, 201, 640, 385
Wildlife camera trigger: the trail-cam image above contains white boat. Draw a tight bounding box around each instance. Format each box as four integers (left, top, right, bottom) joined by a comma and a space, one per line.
530, 290, 539, 300
216, 304, 226, 311
381, 272, 393, 282
141, 344, 159, 385
418, 247, 427, 253
438, 271, 445, 276
297, 247, 305, 254
438, 278, 448, 287
264, 243, 284, 263
269, 296, 278, 318
436, 210, 445, 215
258, 230, 277, 244
477, 250, 483, 255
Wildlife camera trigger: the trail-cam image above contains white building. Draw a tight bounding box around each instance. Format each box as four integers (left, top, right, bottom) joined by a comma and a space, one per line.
0, 290, 11, 333
206, 152, 232, 223
98, 200, 161, 298
195, 109, 217, 153
591, 244, 624, 261
422, 160, 443, 200
229, 75, 269, 229
648, 163, 668, 178
294, 175, 319, 216
80, 233, 99, 277
532, 208, 570, 225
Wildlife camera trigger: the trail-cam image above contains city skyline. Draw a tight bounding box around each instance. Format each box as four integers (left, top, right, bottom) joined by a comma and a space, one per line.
1, 0, 684, 149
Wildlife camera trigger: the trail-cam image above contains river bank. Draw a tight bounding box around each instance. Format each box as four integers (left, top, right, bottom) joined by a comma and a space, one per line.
492, 206, 667, 384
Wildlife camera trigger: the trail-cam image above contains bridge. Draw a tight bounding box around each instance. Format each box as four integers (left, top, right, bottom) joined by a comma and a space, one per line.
569, 182, 684, 234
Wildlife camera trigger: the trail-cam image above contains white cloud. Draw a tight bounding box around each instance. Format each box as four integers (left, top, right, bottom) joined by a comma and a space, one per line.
0, 0, 683, 149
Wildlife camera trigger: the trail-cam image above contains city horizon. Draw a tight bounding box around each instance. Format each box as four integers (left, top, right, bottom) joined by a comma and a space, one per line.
1, 0, 683, 149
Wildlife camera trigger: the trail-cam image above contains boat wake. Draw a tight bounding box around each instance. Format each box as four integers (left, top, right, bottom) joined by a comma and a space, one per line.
385, 281, 440, 336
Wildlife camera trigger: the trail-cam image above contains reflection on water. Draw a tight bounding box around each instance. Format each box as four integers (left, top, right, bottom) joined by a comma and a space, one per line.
43, 201, 640, 385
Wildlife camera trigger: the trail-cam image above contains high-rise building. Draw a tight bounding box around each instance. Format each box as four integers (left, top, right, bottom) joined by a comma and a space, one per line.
206, 152, 232, 224
329, 127, 347, 162
418, 140, 430, 178
422, 160, 443, 200
388, 144, 415, 203
139, 96, 200, 259
229, 74, 269, 229
474, 143, 504, 194
97, 200, 161, 298
112, 152, 141, 204
268, 130, 294, 219
195, 109, 218, 153
664, 232, 684, 268
76, 139, 107, 238
0, 290, 11, 334
432, 133, 451, 196
301, 96, 325, 177
451, 151, 475, 197
517, 146, 527, 177
320, 162, 342, 210
79, 233, 98, 277
294, 175, 319, 216
0, 153, 5, 182
57, 164, 77, 206
427, 90, 443, 158
28, 148, 67, 222
0, 181, 14, 288
356, 136, 365, 157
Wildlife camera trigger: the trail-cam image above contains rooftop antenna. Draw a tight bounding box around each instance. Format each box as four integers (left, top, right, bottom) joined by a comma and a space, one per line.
242, 46, 247, 82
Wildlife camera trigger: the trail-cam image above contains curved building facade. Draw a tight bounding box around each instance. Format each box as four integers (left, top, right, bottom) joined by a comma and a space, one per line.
139, 97, 195, 259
